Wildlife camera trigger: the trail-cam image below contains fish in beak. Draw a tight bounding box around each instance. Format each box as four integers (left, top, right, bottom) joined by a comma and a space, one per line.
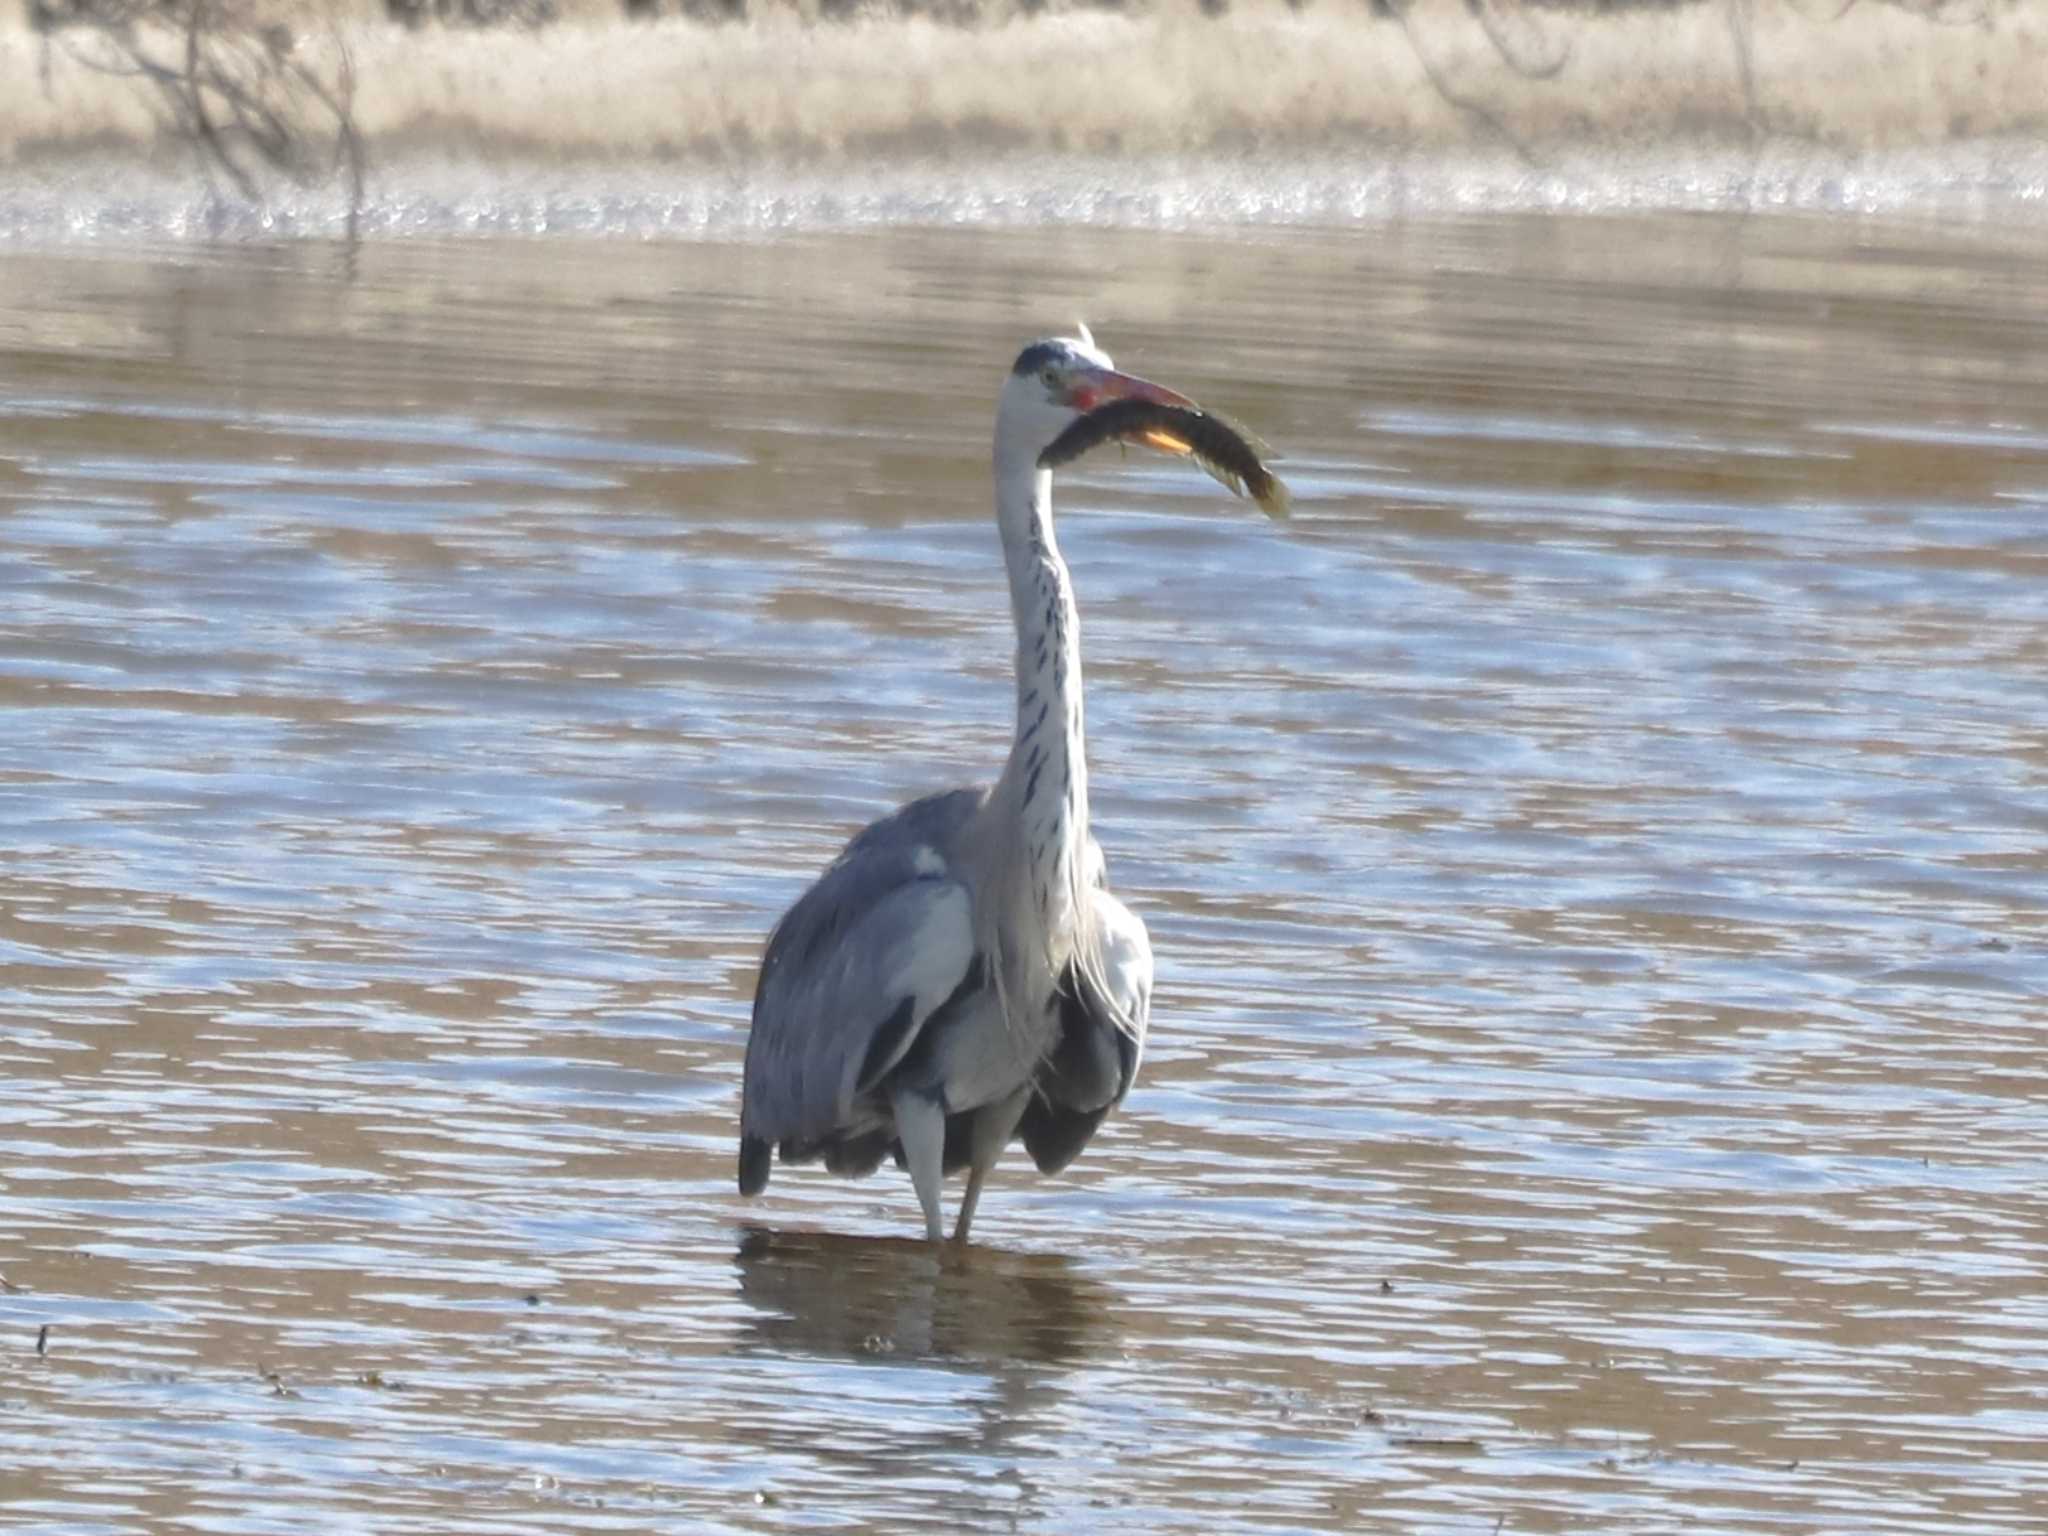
1042, 371, 1290, 519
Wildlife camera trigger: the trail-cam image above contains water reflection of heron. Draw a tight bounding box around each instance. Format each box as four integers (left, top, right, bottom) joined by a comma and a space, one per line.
738, 332, 1287, 1243
732, 1226, 1121, 1513
732, 1225, 1112, 1368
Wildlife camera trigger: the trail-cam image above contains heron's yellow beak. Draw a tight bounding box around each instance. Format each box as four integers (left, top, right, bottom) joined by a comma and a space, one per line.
1070, 370, 1208, 468
1067, 367, 1196, 415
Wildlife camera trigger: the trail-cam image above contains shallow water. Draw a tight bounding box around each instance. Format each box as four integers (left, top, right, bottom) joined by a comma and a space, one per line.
2, 215, 2046, 1534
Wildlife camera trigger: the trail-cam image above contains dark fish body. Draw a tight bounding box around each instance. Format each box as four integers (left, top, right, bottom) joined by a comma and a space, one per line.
1037, 398, 1290, 517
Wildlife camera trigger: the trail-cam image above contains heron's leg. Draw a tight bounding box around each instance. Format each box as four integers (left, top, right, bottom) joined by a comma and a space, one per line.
892, 1086, 947, 1243
953, 1085, 1031, 1244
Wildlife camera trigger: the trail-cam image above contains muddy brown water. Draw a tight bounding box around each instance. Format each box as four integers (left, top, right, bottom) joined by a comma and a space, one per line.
2, 216, 2046, 1533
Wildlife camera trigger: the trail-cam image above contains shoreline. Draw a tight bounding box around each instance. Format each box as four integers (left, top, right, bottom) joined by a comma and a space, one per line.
5, 141, 2048, 246
4, 2, 2045, 167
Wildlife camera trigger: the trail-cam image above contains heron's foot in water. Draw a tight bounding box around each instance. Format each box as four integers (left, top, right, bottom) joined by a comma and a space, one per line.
951, 1085, 1032, 1244
892, 1085, 947, 1242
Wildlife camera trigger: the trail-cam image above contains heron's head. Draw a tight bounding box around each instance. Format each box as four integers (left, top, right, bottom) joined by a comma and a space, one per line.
996, 329, 1194, 465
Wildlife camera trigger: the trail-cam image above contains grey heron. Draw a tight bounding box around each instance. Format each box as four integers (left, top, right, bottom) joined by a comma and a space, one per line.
737, 330, 1284, 1244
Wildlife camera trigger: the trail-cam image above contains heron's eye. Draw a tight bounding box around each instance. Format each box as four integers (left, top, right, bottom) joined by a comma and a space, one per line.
1041, 366, 1061, 391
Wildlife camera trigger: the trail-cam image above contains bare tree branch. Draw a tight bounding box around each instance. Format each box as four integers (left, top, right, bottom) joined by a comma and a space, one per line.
1390, 0, 1542, 169
1471, 0, 1572, 83
47, 0, 366, 232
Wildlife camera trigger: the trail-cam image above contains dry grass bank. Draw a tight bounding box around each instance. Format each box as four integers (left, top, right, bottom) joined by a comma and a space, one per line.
2, 0, 2044, 168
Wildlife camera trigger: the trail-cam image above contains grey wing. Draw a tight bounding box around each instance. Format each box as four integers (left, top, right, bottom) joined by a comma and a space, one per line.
1018, 883, 1153, 1175
739, 789, 986, 1194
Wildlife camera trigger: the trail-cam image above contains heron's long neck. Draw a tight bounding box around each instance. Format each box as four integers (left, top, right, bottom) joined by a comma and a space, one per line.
996, 455, 1089, 953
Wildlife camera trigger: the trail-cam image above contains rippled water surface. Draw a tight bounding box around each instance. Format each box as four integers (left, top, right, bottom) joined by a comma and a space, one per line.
2, 216, 2046, 1534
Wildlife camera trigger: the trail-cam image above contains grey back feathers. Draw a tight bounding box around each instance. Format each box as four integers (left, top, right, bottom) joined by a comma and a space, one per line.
739, 783, 1150, 1200
742, 788, 987, 1159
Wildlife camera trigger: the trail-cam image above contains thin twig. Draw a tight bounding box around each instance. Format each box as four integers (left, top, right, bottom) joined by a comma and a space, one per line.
1392, 0, 1541, 169
55, 0, 365, 219
1470, 0, 1571, 83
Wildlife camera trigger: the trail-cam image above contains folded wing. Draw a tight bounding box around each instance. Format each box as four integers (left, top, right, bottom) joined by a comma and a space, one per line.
739, 789, 987, 1194
1018, 884, 1153, 1175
